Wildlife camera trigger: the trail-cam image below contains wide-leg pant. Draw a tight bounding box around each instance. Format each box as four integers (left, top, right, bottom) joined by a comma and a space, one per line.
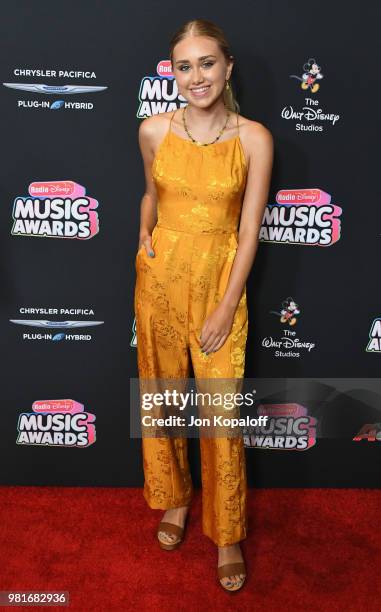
134, 225, 248, 546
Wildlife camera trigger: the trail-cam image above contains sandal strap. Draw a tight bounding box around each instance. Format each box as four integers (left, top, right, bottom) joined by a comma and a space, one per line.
218, 562, 246, 580
158, 521, 184, 539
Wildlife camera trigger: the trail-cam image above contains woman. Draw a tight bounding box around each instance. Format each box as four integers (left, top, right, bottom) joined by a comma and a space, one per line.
134, 18, 273, 592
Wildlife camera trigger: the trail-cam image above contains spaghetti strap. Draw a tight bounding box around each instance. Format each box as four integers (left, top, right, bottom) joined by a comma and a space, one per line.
236, 111, 239, 135
169, 109, 177, 134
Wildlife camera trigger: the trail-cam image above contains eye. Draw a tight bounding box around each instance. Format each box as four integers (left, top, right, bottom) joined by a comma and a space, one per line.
178, 61, 215, 71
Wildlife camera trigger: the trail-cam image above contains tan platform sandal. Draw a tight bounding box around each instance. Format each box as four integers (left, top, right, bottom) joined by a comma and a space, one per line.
218, 562, 246, 592
157, 520, 187, 551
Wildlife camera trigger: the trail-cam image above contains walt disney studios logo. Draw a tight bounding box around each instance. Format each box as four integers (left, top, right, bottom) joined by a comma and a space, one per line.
263, 297, 316, 358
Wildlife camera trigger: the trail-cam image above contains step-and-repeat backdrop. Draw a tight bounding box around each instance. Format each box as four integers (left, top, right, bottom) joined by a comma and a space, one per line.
1, 1, 380, 487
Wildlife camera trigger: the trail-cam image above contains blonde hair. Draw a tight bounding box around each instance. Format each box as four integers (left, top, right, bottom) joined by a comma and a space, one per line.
169, 18, 240, 113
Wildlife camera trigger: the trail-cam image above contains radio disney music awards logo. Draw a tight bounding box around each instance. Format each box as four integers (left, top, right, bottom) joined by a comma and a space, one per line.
264, 296, 315, 358
366, 318, 381, 352
16, 399, 96, 448
353, 423, 381, 442
137, 59, 186, 117
243, 403, 317, 451
260, 188, 342, 246
3, 67, 107, 111
11, 180, 99, 239
281, 58, 340, 132
10, 305, 104, 342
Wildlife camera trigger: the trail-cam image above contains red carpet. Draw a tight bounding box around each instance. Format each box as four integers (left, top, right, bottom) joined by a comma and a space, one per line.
0, 487, 380, 611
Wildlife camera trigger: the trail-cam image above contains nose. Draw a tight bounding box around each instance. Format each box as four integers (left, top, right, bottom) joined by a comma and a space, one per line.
192, 67, 204, 85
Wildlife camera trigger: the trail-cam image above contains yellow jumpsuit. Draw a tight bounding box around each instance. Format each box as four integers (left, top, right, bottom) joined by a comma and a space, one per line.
134, 108, 249, 546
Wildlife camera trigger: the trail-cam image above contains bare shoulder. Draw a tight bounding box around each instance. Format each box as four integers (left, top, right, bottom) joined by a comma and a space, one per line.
238, 115, 273, 148
138, 110, 174, 152
237, 115, 273, 168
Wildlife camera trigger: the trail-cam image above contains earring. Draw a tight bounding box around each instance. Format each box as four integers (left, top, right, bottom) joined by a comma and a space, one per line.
225, 80, 230, 91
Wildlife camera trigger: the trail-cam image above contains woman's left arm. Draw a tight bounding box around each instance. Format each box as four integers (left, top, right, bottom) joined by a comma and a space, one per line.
221, 122, 274, 310
199, 122, 274, 354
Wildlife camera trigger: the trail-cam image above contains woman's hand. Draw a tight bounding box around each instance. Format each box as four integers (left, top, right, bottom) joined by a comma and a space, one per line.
199, 303, 236, 354
138, 234, 155, 257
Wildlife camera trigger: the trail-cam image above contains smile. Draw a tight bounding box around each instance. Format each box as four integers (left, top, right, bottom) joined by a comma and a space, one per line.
191, 86, 210, 96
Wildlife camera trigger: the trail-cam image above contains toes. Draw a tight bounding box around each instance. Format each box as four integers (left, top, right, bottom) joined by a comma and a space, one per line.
221, 574, 244, 588
158, 530, 177, 543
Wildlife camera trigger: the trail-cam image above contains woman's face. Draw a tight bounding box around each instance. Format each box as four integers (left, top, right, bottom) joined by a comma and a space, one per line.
172, 35, 233, 106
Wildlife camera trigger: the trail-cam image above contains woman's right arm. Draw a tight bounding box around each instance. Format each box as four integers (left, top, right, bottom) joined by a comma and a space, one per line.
137, 116, 159, 256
